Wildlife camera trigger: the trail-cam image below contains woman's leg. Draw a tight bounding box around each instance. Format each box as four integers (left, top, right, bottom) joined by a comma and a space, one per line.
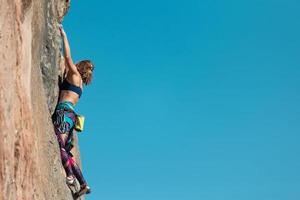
70, 157, 91, 196
54, 125, 74, 178
69, 156, 87, 186
53, 108, 89, 193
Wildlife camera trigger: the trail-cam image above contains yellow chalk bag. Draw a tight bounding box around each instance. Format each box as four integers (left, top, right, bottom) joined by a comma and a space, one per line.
75, 115, 85, 132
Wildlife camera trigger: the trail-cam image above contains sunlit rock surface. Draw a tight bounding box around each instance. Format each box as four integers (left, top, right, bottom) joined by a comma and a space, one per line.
0, 0, 83, 199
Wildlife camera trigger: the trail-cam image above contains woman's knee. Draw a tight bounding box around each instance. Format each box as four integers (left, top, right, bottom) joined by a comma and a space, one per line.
60, 148, 69, 161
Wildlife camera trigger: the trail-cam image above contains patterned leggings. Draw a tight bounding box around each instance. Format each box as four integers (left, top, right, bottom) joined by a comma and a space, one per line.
53, 107, 87, 186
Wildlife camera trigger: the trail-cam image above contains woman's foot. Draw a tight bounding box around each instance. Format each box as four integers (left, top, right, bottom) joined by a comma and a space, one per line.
66, 175, 75, 186
76, 184, 91, 197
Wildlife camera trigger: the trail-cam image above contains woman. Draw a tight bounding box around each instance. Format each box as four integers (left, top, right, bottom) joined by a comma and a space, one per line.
52, 25, 93, 196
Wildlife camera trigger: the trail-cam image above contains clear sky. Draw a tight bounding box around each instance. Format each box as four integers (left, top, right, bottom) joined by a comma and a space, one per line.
63, 1, 300, 200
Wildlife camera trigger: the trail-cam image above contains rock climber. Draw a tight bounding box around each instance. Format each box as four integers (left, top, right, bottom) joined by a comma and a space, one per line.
52, 24, 93, 197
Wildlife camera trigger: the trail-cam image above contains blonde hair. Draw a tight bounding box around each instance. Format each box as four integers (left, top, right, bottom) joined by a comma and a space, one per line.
76, 60, 94, 85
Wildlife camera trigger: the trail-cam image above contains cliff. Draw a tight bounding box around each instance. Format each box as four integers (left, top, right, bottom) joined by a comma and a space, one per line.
0, 0, 83, 199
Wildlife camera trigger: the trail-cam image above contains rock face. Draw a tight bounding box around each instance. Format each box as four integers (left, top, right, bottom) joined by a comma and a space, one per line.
0, 0, 82, 199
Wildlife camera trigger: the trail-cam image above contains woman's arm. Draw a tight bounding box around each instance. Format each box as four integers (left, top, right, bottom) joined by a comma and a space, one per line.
59, 25, 79, 74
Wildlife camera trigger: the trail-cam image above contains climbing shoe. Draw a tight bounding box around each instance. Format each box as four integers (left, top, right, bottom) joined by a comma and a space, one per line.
66, 175, 76, 186
75, 184, 91, 198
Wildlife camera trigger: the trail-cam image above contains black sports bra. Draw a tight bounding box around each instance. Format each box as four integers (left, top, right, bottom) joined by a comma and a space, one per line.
60, 79, 82, 98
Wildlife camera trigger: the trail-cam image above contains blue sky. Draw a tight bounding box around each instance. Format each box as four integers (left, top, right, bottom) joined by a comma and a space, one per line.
63, 1, 300, 199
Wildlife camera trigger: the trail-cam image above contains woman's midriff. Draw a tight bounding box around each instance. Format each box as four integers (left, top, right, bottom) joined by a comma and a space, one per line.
59, 90, 79, 106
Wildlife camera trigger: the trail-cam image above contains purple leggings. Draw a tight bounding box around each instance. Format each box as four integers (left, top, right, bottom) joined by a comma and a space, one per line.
53, 108, 87, 186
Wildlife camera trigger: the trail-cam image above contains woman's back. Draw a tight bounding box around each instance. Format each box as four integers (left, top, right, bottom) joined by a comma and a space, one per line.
59, 72, 83, 105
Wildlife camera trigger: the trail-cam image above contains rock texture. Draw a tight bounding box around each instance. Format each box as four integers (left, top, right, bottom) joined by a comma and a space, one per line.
0, 0, 82, 199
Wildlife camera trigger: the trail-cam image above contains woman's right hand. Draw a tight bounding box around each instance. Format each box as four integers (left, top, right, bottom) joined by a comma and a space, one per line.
59, 24, 66, 37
